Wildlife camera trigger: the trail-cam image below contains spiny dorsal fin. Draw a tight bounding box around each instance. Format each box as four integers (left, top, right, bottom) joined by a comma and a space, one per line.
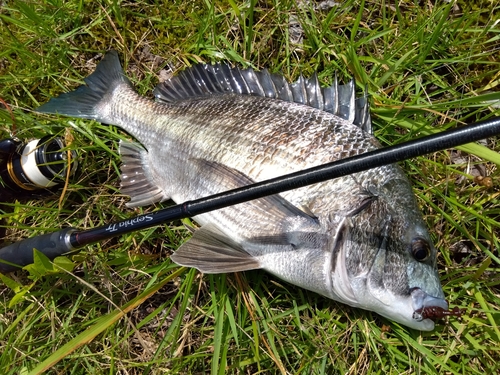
154, 64, 372, 133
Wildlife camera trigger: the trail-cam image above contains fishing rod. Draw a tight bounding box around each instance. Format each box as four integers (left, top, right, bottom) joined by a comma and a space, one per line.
1, 116, 499, 273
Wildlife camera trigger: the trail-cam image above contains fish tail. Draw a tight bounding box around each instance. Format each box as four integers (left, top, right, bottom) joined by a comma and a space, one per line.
37, 51, 131, 120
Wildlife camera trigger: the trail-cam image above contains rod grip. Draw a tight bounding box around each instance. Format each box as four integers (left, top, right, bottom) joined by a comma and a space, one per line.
0, 228, 75, 273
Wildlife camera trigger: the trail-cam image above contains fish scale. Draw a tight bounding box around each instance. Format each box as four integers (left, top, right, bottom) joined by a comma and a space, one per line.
38, 50, 449, 331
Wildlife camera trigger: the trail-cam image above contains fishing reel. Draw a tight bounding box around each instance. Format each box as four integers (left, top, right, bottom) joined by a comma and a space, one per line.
0, 135, 77, 195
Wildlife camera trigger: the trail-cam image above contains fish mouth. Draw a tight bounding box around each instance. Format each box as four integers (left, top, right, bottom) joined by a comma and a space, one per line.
410, 288, 461, 322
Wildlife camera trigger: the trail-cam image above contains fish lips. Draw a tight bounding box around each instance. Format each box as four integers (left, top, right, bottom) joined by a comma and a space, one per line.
410, 287, 449, 330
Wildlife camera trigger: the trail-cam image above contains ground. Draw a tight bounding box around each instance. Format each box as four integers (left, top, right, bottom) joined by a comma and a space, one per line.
0, 1, 500, 374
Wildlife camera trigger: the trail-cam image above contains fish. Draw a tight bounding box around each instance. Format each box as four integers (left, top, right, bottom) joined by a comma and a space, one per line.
38, 50, 449, 330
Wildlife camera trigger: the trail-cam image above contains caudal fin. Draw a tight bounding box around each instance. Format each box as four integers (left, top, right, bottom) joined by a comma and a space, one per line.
37, 50, 132, 121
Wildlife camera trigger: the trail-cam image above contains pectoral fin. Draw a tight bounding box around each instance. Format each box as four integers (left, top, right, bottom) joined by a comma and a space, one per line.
171, 160, 321, 273
191, 158, 319, 226
171, 224, 262, 273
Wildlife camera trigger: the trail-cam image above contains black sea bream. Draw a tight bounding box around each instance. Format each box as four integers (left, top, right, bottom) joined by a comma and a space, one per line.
38, 51, 448, 330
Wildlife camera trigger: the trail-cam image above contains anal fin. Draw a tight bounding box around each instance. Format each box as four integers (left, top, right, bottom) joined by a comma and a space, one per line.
119, 141, 167, 207
171, 224, 261, 274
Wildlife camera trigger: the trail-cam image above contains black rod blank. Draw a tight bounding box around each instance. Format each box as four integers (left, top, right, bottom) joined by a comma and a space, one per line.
72, 116, 500, 246
1, 116, 499, 273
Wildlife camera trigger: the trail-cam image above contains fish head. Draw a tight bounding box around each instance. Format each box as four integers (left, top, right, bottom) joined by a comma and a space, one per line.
329, 175, 447, 331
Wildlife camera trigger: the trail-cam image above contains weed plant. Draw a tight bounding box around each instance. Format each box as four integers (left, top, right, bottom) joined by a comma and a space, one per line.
1, 0, 500, 374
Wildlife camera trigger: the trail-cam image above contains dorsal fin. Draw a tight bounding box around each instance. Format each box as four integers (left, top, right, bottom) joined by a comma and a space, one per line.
153, 64, 372, 133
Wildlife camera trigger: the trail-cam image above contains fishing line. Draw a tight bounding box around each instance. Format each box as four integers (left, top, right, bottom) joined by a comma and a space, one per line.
0, 116, 499, 273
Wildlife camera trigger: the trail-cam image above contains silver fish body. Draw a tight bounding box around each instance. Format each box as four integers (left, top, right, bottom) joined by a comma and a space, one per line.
38, 51, 447, 330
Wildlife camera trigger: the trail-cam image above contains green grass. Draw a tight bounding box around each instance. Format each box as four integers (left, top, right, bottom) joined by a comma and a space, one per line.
1, 0, 500, 373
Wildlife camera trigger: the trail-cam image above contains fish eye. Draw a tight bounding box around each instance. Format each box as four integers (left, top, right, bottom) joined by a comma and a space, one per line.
411, 238, 430, 262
